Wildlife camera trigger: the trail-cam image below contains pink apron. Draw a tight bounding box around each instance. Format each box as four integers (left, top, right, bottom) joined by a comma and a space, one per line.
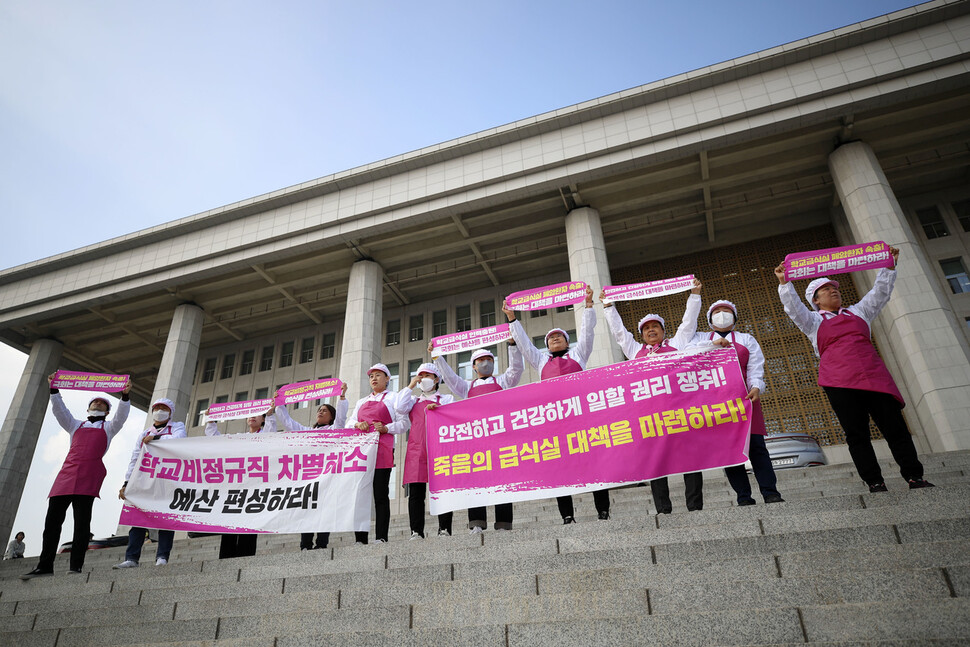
403, 395, 439, 484
49, 424, 109, 498
635, 341, 675, 358
540, 355, 583, 381
711, 332, 766, 435
358, 393, 395, 469
816, 310, 904, 406
467, 378, 503, 398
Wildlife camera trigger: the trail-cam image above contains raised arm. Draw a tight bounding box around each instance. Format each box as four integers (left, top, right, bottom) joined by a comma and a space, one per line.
49, 390, 82, 433
203, 421, 221, 436
775, 263, 821, 338
668, 293, 702, 352
262, 414, 277, 434
853, 266, 897, 322
274, 404, 310, 432
433, 355, 470, 399
601, 300, 640, 360
498, 343, 524, 389
104, 398, 131, 439
572, 304, 597, 366
333, 398, 349, 428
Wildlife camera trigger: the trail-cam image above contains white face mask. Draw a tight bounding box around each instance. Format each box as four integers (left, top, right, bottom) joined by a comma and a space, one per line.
152, 409, 171, 423
418, 377, 436, 392
87, 409, 107, 418
711, 311, 735, 328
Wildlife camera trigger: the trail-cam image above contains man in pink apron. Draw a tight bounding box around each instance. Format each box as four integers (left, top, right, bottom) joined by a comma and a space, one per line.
601, 281, 706, 513
506, 286, 613, 523
397, 363, 455, 539
776, 247, 931, 492
114, 398, 186, 568
433, 344, 523, 532
686, 299, 785, 505
348, 364, 407, 543
21, 374, 131, 579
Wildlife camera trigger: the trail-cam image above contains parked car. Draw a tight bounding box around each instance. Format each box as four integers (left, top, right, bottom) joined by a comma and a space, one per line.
57, 534, 128, 553
764, 432, 828, 469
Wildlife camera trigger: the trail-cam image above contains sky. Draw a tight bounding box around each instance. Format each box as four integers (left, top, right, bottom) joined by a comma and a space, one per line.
0, 0, 921, 559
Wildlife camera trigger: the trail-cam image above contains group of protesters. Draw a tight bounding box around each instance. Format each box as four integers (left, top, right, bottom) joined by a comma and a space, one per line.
19, 245, 933, 580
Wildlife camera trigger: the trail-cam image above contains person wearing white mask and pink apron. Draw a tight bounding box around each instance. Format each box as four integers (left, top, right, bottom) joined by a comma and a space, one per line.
432, 343, 523, 532
600, 281, 706, 514
775, 247, 931, 493
21, 374, 131, 579
348, 364, 407, 543
504, 285, 611, 523
397, 363, 455, 539
685, 299, 784, 506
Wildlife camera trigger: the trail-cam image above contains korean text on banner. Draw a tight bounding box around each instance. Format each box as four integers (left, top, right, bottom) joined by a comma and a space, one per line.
426, 347, 752, 515
784, 241, 893, 281
275, 378, 343, 406
506, 281, 587, 311
119, 429, 378, 533
603, 275, 695, 302
205, 399, 275, 423
431, 324, 512, 356
51, 370, 129, 392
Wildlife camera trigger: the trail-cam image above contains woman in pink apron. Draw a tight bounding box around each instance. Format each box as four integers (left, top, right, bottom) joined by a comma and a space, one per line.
601, 281, 706, 514
686, 299, 785, 506
776, 247, 931, 492
433, 344, 524, 532
506, 286, 613, 523
348, 363, 407, 543
21, 374, 131, 579
397, 363, 455, 539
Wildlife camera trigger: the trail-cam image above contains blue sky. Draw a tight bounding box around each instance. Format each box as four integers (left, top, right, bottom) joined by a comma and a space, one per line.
1, 0, 920, 557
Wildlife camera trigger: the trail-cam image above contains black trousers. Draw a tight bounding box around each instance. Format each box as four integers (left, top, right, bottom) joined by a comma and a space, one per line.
300, 532, 328, 550
219, 534, 257, 559
556, 489, 611, 519
407, 482, 453, 536
356, 467, 392, 544
724, 434, 781, 503
467, 503, 513, 530
650, 473, 703, 513
37, 494, 94, 571
823, 386, 924, 484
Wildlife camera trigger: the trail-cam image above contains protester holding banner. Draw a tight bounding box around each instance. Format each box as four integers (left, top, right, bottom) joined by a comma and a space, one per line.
600, 280, 706, 514
114, 398, 186, 568
21, 375, 132, 579
396, 363, 456, 539
204, 411, 277, 436
686, 300, 785, 506
347, 364, 407, 544
775, 247, 932, 492
505, 285, 612, 523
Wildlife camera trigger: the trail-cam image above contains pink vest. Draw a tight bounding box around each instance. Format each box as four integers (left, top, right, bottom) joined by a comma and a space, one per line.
403, 396, 439, 484
635, 341, 676, 358
467, 378, 503, 398
358, 393, 396, 469
540, 354, 583, 380
711, 332, 766, 435
816, 310, 904, 406
49, 424, 109, 498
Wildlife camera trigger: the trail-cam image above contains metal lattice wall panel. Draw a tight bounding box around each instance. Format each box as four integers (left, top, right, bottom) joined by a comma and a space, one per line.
611, 224, 888, 446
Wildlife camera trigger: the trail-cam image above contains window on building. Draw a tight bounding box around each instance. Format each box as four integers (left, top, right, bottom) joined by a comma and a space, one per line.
408, 359, 422, 382
279, 341, 294, 368
916, 206, 949, 239
941, 258, 970, 294
201, 358, 216, 383
965, 317, 970, 330
386, 363, 400, 391
259, 346, 274, 372
456, 351, 473, 381
386, 319, 401, 346
480, 300, 496, 327
234, 391, 248, 402
953, 199, 970, 233
254, 387, 269, 400
530, 310, 548, 318
432, 310, 448, 336
239, 350, 255, 376
409, 315, 424, 342
320, 332, 336, 360
215, 395, 229, 404
299, 337, 315, 363
456, 305, 471, 332
556, 305, 574, 313
194, 398, 209, 427
220, 353, 235, 380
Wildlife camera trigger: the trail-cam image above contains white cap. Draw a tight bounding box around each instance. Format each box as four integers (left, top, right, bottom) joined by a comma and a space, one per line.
706, 300, 738, 329
416, 362, 440, 378
150, 397, 175, 413
637, 314, 665, 336
544, 328, 569, 345
88, 396, 112, 412
470, 349, 495, 363
805, 278, 840, 311
366, 363, 391, 377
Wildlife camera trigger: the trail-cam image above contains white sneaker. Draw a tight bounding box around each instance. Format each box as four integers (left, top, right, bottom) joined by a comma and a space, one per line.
113, 560, 138, 569
353, 541, 364, 546
437, 529, 451, 537
469, 527, 484, 535
375, 538, 387, 543
155, 557, 167, 566
409, 531, 422, 541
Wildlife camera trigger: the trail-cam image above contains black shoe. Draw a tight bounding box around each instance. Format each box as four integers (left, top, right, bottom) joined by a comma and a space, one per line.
737, 499, 756, 506
908, 478, 935, 489
656, 508, 672, 515
562, 516, 576, 525
597, 511, 610, 520
868, 482, 889, 493
20, 568, 53, 580
764, 495, 785, 504
68, 568, 83, 575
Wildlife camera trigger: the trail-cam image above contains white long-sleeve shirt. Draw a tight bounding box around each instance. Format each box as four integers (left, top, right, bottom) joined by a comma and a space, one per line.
50, 392, 130, 446
204, 416, 277, 437
509, 306, 596, 372
685, 330, 767, 394
433, 345, 523, 399
396, 387, 456, 414
275, 399, 349, 431
125, 420, 187, 480
347, 390, 408, 436
778, 268, 896, 357
603, 293, 701, 358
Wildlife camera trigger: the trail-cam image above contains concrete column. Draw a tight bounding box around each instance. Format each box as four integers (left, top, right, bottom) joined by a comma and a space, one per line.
151, 304, 205, 429
0, 338, 63, 549
338, 260, 384, 401
565, 207, 624, 368
829, 141, 970, 451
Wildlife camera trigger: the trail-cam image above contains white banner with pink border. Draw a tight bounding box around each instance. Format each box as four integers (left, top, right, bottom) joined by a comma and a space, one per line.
431, 324, 512, 356
602, 275, 695, 302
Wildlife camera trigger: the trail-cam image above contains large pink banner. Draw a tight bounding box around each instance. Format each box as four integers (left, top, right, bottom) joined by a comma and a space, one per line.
507, 281, 587, 311
426, 347, 752, 514
51, 370, 129, 392
784, 241, 893, 281
603, 274, 695, 302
